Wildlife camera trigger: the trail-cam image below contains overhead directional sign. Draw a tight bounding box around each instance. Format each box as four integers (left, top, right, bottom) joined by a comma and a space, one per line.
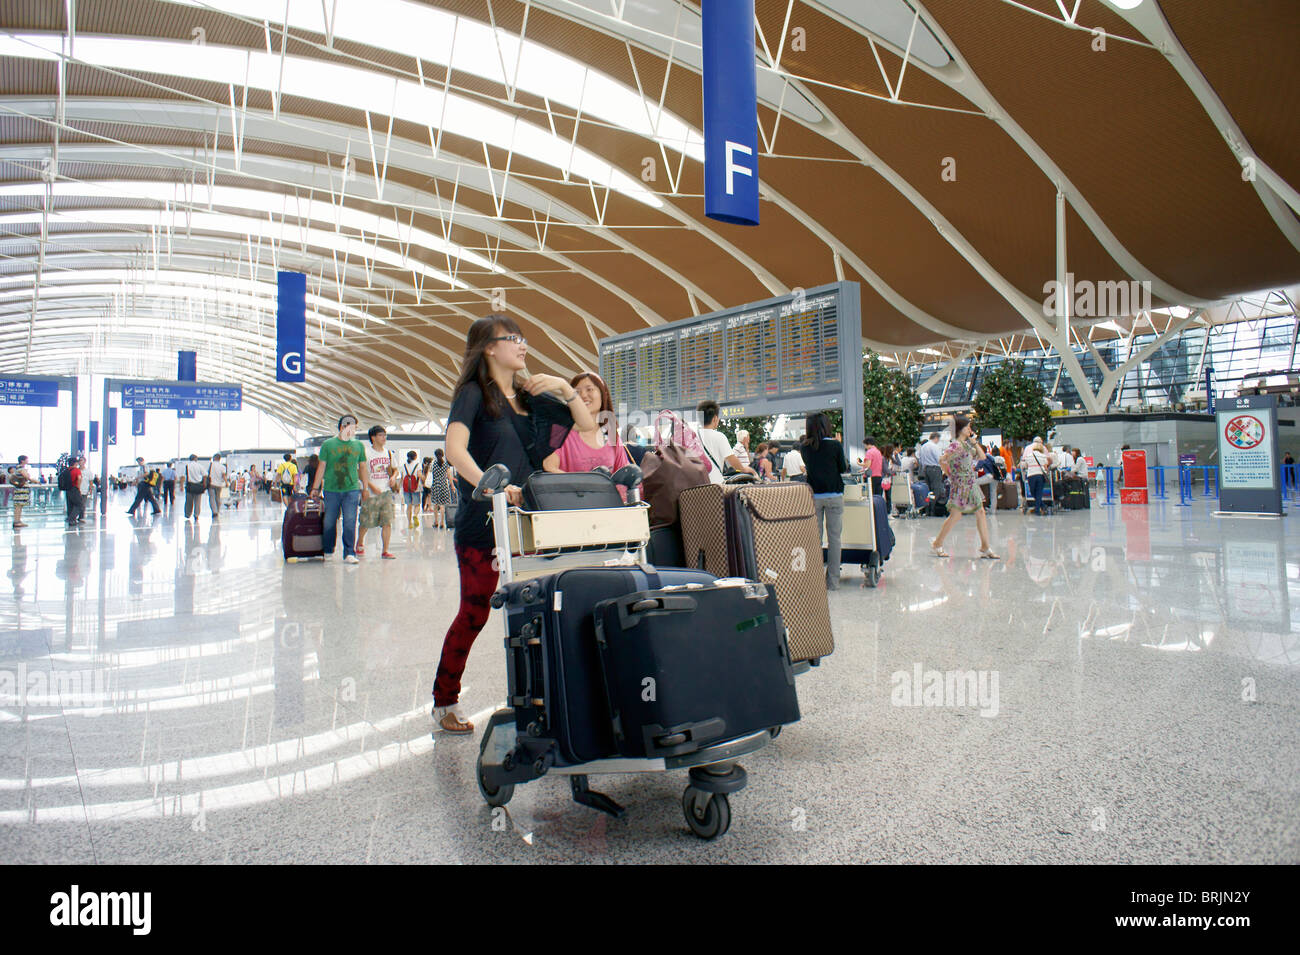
0, 377, 59, 407
120, 382, 242, 412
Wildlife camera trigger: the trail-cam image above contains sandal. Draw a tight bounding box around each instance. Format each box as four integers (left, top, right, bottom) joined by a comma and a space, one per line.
931, 541, 950, 558
433, 705, 474, 735
980, 548, 1002, 560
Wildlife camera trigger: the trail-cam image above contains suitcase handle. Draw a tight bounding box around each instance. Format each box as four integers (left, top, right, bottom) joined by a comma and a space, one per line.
618, 594, 697, 630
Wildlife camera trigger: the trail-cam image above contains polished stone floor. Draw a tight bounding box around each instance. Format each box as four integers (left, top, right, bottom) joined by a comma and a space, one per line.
0, 488, 1296, 864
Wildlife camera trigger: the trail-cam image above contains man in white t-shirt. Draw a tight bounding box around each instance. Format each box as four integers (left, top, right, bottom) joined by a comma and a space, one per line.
694, 400, 755, 485
183, 454, 206, 521
206, 453, 227, 519
782, 445, 806, 482
359, 425, 398, 559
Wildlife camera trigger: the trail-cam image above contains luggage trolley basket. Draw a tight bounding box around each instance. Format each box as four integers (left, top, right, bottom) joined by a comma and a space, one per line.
828, 481, 887, 586
472, 463, 785, 840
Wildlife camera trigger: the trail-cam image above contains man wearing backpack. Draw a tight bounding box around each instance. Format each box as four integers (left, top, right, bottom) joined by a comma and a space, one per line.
63, 455, 84, 526
400, 449, 423, 529
274, 453, 297, 507
126, 456, 161, 517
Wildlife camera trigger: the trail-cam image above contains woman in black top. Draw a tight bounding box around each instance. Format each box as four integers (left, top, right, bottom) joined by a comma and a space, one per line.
801, 413, 849, 590
433, 314, 597, 734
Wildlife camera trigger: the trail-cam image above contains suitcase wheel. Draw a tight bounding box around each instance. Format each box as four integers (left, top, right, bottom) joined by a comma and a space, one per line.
682, 788, 731, 840
477, 757, 514, 808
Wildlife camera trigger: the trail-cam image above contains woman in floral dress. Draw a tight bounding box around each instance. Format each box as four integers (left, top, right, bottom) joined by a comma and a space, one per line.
931, 415, 1000, 560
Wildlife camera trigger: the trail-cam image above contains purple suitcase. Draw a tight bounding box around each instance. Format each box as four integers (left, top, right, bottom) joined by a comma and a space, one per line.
282, 495, 325, 560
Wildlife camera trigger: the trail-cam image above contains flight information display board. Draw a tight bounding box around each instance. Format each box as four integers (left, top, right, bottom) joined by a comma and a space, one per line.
599, 281, 862, 420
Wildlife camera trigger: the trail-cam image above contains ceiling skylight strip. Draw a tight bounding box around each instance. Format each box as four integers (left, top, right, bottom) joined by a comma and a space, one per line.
0, 180, 500, 272
0, 32, 665, 208
164, 0, 704, 161
0, 208, 469, 290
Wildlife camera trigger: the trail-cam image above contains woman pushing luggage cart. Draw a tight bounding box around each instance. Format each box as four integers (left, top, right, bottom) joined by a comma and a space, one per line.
471, 461, 799, 840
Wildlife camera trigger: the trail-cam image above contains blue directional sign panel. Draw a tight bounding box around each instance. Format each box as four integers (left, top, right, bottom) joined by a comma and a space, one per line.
120, 383, 242, 412
0, 377, 59, 407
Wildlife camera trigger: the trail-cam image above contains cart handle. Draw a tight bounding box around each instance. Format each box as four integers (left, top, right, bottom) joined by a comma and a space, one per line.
611, 463, 642, 491
474, 463, 512, 501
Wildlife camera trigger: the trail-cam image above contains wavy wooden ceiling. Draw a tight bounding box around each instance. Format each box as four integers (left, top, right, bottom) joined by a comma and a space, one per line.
1, 0, 1296, 430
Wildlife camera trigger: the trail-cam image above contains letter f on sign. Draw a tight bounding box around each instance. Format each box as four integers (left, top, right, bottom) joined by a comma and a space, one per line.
725, 141, 754, 195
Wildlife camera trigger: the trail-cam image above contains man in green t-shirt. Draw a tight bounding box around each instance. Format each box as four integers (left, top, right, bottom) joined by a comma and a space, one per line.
309, 414, 366, 563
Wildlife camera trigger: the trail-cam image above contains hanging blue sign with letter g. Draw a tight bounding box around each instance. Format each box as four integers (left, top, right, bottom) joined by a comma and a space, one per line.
702, 0, 760, 226
277, 271, 307, 382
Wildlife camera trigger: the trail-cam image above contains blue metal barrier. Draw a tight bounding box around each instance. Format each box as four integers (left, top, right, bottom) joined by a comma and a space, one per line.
1100, 466, 1120, 506
1201, 465, 1219, 499
1176, 466, 1193, 506
1149, 466, 1172, 500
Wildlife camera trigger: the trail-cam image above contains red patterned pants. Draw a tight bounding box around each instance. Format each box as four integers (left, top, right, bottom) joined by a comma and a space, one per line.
433, 543, 498, 707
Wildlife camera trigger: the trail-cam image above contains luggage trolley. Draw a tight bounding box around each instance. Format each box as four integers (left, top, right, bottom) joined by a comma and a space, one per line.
471, 463, 775, 840
826, 481, 885, 586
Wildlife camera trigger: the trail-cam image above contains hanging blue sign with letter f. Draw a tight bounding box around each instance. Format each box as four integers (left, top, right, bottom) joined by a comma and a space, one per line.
277, 271, 307, 382
702, 0, 759, 226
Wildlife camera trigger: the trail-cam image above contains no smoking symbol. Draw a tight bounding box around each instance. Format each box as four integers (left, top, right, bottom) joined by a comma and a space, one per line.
1225, 414, 1264, 450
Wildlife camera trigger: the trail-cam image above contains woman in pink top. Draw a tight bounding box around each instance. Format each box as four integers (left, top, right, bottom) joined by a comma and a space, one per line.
542, 372, 632, 495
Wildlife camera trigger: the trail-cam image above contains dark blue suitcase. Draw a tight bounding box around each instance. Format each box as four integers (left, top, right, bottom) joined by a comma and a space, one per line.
594, 579, 799, 758
497, 565, 716, 765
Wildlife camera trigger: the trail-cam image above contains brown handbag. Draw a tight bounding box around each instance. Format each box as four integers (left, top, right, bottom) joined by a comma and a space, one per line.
641, 442, 711, 525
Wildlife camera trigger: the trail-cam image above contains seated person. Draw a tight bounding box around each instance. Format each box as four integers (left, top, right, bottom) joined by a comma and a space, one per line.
542, 371, 632, 497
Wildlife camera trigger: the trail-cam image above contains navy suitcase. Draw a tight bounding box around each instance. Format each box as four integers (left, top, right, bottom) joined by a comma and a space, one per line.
594, 579, 799, 759
497, 565, 716, 765
282, 495, 324, 560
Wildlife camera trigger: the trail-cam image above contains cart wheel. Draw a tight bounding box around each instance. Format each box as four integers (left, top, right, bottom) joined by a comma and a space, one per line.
477, 758, 514, 808
682, 787, 731, 840
866, 564, 881, 587
768, 726, 782, 740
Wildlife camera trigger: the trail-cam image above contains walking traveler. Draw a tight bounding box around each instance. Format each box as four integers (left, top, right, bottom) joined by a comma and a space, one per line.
309, 416, 366, 563
420, 457, 433, 513
917, 432, 947, 507
183, 454, 205, 520
206, 453, 227, 518
433, 314, 596, 734
65, 456, 85, 526
863, 436, 883, 497
126, 457, 162, 516
77, 457, 97, 518
400, 450, 423, 529
10, 456, 32, 528
974, 445, 999, 515
275, 453, 297, 505
1019, 438, 1054, 515
800, 413, 849, 590
931, 416, 1000, 559
427, 449, 453, 528
161, 461, 176, 511
301, 454, 319, 496
358, 425, 398, 559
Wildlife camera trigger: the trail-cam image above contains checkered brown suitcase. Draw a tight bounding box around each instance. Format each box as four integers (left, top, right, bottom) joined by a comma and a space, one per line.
679, 483, 835, 664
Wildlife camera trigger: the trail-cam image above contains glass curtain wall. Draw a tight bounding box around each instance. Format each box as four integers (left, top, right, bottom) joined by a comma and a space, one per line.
907, 314, 1298, 411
